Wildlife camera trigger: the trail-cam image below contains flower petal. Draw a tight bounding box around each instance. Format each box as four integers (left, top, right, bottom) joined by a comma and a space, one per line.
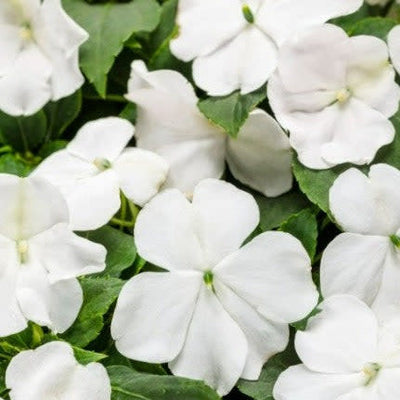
295, 295, 378, 374
67, 117, 134, 163
273, 364, 363, 400
111, 271, 202, 363
0, 25, 22, 75
214, 231, 318, 323
192, 179, 259, 267
30, 224, 106, 283
0, 174, 68, 241
170, 0, 245, 61
226, 109, 292, 197
193, 27, 277, 95
134, 189, 205, 271
17, 262, 82, 333
169, 285, 248, 396
329, 165, 400, 235
389, 26, 400, 76
215, 279, 289, 380
321, 233, 389, 306
113, 148, 169, 207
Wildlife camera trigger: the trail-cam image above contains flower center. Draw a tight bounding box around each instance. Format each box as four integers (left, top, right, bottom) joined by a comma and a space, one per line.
203, 270, 214, 291
17, 240, 29, 264
390, 234, 400, 248
19, 22, 33, 41
362, 362, 381, 386
336, 88, 351, 104
93, 158, 112, 171
242, 4, 255, 23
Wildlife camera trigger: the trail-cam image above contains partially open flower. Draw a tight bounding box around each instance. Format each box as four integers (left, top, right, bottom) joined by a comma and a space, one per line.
127, 61, 293, 198
0, 0, 88, 116
269, 24, 400, 169
0, 174, 106, 336
6, 341, 111, 400
170, 0, 362, 96
33, 117, 169, 231
274, 295, 400, 400
111, 179, 318, 395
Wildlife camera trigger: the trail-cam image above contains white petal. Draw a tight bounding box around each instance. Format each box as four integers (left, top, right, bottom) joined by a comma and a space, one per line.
274, 24, 348, 92
113, 148, 169, 207
0, 25, 22, 75
0, 174, 68, 241
127, 62, 226, 195
214, 231, 318, 323
389, 26, 400, 76
169, 285, 248, 396
226, 109, 292, 197
111, 271, 202, 363
273, 364, 363, 400
67, 117, 134, 163
170, 0, 245, 61
0, 44, 52, 116
6, 341, 111, 400
63, 170, 121, 231
258, 0, 363, 46
192, 179, 259, 267
295, 295, 378, 374
215, 279, 289, 380
134, 189, 205, 271
30, 224, 106, 282
0, 237, 27, 336
321, 233, 390, 306
17, 262, 82, 333
329, 165, 400, 235
193, 27, 277, 96
348, 35, 400, 118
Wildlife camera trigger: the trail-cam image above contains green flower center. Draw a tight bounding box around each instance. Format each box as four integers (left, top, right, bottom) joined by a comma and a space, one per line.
93, 158, 112, 171
242, 4, 255, 24
363, 363, 381, 386
390, 234, 400, 248
203, 270, 214, 290
17, 240, 29, 264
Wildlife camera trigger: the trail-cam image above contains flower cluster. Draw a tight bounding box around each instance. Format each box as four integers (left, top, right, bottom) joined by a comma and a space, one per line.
0, 0, 400, 400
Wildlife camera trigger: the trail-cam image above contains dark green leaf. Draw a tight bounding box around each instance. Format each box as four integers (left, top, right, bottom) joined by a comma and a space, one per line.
280, 209, 318, 261
108, 366, 221, 400
85, 226, 136, 278
38, 140, 68, 159
0, 154, 32, 177
73, 346, 107, 365
349, 17, 397, 39
198, 87, 266, 138
63, 0, 161, 96
61, 277, 124, 347
331, 3, 369, 32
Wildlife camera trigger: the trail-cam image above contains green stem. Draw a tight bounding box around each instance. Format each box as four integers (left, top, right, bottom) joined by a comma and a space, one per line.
111, 218, 135, 228
17, 118, 29, 153
84, 94, 127, 103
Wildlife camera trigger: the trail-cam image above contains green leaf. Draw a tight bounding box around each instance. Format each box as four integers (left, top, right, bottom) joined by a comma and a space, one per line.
107, 366, 221, 400
349, 17, 397, 39
280, 209, 318, 261
84, 226, 136, 278
237, 341, 299, 400
255, 190, 310, 231
331, 2, 369, 32
73, 346, 107, 365
0, 111, 47, 152
44, 90, 82, 139
63, 0, 161, 96
61, 277, 124, 347
0, 154, 32, 177
198, 87, 266, 138
374, 112, 400, 168
38, 140, 68, 159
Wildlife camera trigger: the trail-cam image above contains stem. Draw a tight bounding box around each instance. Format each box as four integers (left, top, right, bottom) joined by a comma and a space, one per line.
110, 218, 135, 228
17, 118, 29, 153
84, 94, 127, 103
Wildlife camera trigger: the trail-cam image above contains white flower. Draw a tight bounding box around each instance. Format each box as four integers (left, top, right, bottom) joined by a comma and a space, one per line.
126, 60, 293, 198
33, 117, 169, 231
6, 341, 111, 400
274, 295, 400, 400
0, 174, 106, 336
0, 0, 88, 116
111, 179, 318, 395
389, 25, 400, 77
268, 24, 400, 169
320, 164, 400, 321
170, 0, 362, 96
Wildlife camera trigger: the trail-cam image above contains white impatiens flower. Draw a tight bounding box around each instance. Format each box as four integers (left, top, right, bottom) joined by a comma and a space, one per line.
274, 295, 400, 400
321, 164, 400, 320
268, 24, 400, 169
33, 117, 169, 231
0, 0, 88, 116
111, 179, 318, 395
170, 0, 362, 96
0, 174, 106, 336
6, 341, 111, 400
126, 60, 293, 198
388, 25, 400, 76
